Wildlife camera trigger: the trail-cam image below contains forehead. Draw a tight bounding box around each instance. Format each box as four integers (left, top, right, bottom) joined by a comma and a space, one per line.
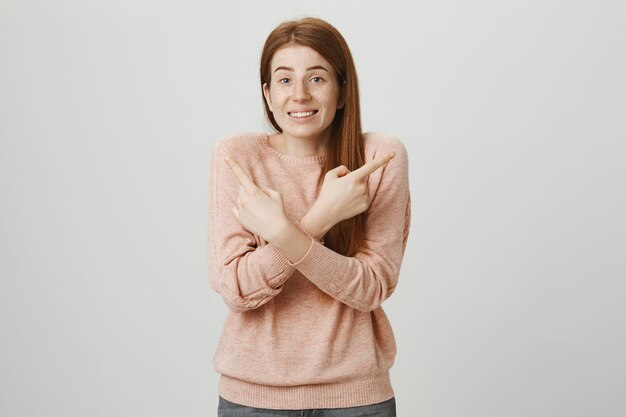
271, 45, 332, 71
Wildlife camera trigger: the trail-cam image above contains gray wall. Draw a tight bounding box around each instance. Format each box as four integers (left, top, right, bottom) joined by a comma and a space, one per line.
1, 1, 624, 416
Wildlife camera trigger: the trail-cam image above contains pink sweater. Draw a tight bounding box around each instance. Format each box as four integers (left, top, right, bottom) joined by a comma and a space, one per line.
207, 132, 411, 409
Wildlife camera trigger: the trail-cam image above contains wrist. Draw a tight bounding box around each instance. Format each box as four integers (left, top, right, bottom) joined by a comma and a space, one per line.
269, 220, 310, 255
267, 219, 295, 247
300, 207, 333, 241
295, 218, 324, 244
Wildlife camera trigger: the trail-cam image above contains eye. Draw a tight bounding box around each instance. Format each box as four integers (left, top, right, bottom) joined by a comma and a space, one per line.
278, 78, 291, 84
311, 76, 323, 83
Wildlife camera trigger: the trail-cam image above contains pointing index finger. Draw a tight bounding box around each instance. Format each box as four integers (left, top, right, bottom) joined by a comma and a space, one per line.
225, 156, 257, 193
351, 151, 396, 181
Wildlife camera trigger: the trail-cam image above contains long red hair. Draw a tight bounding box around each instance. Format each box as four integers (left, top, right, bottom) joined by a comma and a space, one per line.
260, 17, 365, 256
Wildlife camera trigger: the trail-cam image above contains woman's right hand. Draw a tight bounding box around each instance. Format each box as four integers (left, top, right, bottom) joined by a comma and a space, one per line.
312, 151, 396, 227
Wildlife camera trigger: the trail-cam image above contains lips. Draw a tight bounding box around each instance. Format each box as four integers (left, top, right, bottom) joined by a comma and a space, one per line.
288, 110, 318, 118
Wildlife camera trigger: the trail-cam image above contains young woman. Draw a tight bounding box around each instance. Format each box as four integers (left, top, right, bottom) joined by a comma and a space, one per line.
208, 17, 411, 417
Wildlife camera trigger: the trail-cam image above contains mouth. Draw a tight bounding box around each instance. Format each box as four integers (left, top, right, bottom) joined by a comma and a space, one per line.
288, 110, 318, 119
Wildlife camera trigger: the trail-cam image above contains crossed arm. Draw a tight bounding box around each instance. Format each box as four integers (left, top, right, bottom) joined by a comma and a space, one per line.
208, 138, 411, 313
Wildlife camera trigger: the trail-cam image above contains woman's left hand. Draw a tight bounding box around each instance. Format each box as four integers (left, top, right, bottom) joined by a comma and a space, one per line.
224, 155, 288, 243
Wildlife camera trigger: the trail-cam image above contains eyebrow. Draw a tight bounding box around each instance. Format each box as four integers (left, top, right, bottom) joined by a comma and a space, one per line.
273, 65, 329, 73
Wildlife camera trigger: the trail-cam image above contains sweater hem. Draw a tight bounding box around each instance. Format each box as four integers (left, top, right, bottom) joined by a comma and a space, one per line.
218, 373, 394, 410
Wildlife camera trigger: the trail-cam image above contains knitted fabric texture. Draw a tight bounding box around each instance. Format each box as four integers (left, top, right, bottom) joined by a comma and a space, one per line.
207, 132, 411, 409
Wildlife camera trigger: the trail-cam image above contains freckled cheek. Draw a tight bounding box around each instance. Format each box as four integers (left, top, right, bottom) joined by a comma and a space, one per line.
276, 95, 292, 109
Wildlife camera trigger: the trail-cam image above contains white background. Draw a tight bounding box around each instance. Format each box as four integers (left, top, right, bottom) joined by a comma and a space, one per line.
1, 1, 625, 416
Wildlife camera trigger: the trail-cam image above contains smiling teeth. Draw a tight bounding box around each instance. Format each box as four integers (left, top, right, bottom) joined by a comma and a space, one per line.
290, 111, 316, 118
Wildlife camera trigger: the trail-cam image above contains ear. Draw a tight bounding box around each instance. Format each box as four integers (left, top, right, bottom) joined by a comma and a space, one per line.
262, 82, 273, 112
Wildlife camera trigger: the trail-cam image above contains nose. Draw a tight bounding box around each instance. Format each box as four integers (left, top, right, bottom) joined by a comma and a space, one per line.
293, 79, 311, 102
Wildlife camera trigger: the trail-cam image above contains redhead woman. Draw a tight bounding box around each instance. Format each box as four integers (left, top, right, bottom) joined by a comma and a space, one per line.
208, 16, 411, 417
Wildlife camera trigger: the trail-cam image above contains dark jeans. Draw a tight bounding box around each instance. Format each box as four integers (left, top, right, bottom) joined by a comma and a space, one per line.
218, 396, 396, 417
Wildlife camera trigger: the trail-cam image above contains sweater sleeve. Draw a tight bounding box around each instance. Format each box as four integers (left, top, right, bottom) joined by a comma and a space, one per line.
287, 138, 412, 312
207, 137, 323, 313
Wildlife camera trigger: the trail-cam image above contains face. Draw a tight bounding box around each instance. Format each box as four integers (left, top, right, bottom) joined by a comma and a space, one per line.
263, 44, 344, 144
